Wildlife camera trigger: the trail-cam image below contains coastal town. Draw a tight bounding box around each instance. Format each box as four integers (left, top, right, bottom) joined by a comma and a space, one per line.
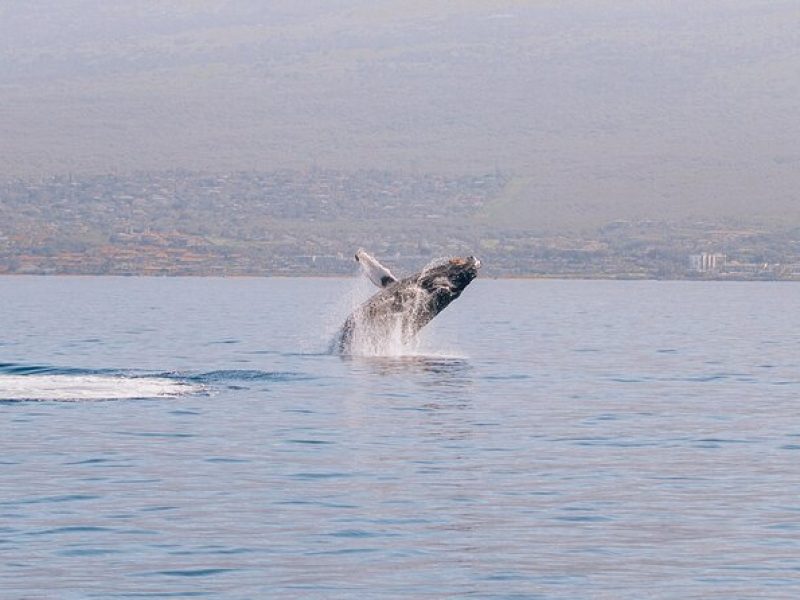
2, 170, 799, 280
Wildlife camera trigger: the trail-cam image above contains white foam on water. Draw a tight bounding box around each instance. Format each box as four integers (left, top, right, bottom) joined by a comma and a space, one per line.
0, 374, 198, 401
346, 321, 420, 357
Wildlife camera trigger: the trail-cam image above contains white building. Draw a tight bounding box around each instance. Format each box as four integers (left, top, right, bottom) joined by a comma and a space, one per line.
689, 253, 726, 273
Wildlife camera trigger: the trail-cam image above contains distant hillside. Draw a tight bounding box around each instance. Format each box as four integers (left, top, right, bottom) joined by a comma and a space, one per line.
1, 1, 798, 232
2, 170, 799, 279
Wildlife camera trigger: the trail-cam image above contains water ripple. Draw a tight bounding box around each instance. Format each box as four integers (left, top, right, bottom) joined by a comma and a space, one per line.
4, 278, 800, 599
185, 370, 312, 383
143, 568, 240, 578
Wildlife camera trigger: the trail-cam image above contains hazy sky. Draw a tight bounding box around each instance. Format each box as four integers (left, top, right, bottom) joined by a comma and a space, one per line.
1, 1, 798, 227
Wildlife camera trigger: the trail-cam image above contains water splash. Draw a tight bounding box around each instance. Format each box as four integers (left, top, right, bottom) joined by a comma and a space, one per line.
344, 284, 430, 357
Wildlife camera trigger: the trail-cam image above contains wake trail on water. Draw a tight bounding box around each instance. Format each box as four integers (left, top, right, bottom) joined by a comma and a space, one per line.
0, 363, 319, 402
0, 363, 198, 402
0, 374, 195, 402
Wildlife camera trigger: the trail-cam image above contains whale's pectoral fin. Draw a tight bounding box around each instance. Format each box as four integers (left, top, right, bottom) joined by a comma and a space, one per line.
355, 248, 398, 288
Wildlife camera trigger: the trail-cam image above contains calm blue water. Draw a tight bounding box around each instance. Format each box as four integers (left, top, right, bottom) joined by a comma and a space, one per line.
1, 276, 799, 599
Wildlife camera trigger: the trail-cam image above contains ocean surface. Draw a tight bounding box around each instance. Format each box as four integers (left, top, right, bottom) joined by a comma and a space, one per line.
1, 276, 799, 599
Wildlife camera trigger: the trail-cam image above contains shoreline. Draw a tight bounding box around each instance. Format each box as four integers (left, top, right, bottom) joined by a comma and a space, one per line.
1, 272, 797, 282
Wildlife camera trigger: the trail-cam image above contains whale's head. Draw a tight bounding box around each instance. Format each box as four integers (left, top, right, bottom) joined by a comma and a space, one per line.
416, 256, 481, 311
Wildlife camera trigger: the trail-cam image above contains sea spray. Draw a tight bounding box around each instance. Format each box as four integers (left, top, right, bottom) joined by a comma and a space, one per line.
341, 282, 429, 356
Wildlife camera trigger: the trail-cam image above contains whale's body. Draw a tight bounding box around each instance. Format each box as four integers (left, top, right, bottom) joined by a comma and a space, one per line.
334, 252, 481, 355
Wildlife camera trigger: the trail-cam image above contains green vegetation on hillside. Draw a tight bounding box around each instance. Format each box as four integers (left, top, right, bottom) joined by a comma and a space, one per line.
2, 169, 799, 279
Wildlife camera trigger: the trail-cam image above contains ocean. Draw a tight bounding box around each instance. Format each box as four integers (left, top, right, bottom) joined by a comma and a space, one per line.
1, 276, 799, 599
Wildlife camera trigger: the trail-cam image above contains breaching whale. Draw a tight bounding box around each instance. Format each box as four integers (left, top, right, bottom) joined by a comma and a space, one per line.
334, 250, 481, 355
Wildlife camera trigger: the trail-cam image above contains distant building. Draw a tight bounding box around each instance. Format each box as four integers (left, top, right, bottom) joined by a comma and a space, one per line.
689, 253, 726, 273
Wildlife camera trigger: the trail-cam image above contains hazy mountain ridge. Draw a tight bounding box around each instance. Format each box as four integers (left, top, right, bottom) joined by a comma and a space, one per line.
1, 1, 798, 232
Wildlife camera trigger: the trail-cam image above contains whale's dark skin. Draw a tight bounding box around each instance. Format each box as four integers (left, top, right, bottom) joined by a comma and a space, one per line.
335, 256, 481, 354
